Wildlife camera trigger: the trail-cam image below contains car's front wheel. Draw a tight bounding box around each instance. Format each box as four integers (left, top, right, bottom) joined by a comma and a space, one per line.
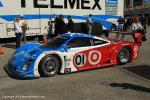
38, 55, 60, 77
117, 47, 131, 65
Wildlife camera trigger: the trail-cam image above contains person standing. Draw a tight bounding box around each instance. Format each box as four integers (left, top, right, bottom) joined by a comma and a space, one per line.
54, 15, 60, 36
59, 15, 67, 35
123, 17, 128, 31
140, 15, 146, 33
45, 18, 53, 37
14, 18, 23, 48
19, 15, 28, 44
54, 14, 67, 36
115, 16, 125, 39
87, 14, 93, 35
67, 16, 74, 33
117, 16, 124, 32
131, 19, 146, 42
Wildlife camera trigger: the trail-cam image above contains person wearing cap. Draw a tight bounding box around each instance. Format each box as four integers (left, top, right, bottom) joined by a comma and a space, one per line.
14, 18, 23, 48
19, 15, 28, 44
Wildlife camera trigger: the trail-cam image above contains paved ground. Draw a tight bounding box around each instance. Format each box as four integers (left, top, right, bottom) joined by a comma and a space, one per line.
0, 27, 150, 100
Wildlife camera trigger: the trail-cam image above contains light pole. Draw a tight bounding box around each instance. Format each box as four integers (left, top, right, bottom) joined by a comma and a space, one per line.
39, 7, 41, 35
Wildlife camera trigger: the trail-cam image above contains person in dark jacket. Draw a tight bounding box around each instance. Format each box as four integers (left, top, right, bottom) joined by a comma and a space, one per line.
117, 16, 124, 32
54, 15, 67, 36
67, 16, 74, 33
59, 15, 67, 35
54, 15, 60, 36
87, 14, 93, 35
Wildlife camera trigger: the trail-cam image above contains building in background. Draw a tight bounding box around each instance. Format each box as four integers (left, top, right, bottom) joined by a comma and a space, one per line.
124, 0, 150, 25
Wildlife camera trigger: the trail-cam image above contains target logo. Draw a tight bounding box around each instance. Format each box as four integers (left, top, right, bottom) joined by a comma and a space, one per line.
88, 50, 102, 65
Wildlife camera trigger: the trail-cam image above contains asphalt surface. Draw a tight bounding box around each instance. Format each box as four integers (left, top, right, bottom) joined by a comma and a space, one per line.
0, 27, 150, 100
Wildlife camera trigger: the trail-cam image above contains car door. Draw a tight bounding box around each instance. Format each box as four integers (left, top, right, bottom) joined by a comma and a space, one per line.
65, 37, 92, 70
66, 37, 111, 71
90, 38, 112, 66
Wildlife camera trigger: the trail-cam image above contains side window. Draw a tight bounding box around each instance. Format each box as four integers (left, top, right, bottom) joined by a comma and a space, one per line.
67, 37, 92, 48
92, 39, 108, 46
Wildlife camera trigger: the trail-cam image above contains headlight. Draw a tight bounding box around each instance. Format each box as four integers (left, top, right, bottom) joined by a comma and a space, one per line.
22, 60, 34, 71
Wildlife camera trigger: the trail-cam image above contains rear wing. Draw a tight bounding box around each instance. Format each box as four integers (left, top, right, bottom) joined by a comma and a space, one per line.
109, 31, 143, 46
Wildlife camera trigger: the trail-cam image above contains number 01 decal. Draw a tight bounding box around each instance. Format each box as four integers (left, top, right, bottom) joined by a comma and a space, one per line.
74, 50, 102, 67
74, 53, 87, 67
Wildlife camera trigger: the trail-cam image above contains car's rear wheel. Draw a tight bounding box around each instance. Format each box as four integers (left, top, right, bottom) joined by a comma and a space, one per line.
117, 47, 131, 65
38, 55, 60, 77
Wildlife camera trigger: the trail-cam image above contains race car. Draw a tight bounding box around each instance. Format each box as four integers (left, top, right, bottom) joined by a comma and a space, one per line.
7, 33, 141, 79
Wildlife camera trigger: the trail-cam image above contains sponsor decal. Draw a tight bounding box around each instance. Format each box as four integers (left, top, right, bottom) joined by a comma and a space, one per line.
105, 0, 118, 15
88, 50, 102, 65
74, 53, 87, 67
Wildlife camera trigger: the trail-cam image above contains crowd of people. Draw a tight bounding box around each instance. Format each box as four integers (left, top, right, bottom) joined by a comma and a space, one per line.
14, 14, 94, 48
45, 14, 93, 37
14, 14, 147, 48
45, 14, 75, 37
112, 15, 147, 32
116, 15, 147, 42
123, 15, 146, 32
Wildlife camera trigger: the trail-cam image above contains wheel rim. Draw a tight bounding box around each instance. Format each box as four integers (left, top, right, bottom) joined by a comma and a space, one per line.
119, 48, 130, 63
42, 56, 57, 74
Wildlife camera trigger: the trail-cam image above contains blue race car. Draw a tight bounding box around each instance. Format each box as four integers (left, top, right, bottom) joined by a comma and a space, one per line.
7, 33, 141, 79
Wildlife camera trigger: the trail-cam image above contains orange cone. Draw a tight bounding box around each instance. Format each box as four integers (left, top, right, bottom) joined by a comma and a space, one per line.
0, 46, 4, 54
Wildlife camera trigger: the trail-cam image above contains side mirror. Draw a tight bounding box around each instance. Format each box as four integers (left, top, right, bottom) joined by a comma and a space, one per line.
61, 45, 69, 52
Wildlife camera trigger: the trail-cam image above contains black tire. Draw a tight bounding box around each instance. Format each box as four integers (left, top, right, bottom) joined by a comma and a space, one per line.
38, 55, 61, 77
117, 47, 131, 65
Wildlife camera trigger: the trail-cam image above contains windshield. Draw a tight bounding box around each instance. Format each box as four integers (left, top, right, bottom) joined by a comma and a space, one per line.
41, 36, 70, 49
